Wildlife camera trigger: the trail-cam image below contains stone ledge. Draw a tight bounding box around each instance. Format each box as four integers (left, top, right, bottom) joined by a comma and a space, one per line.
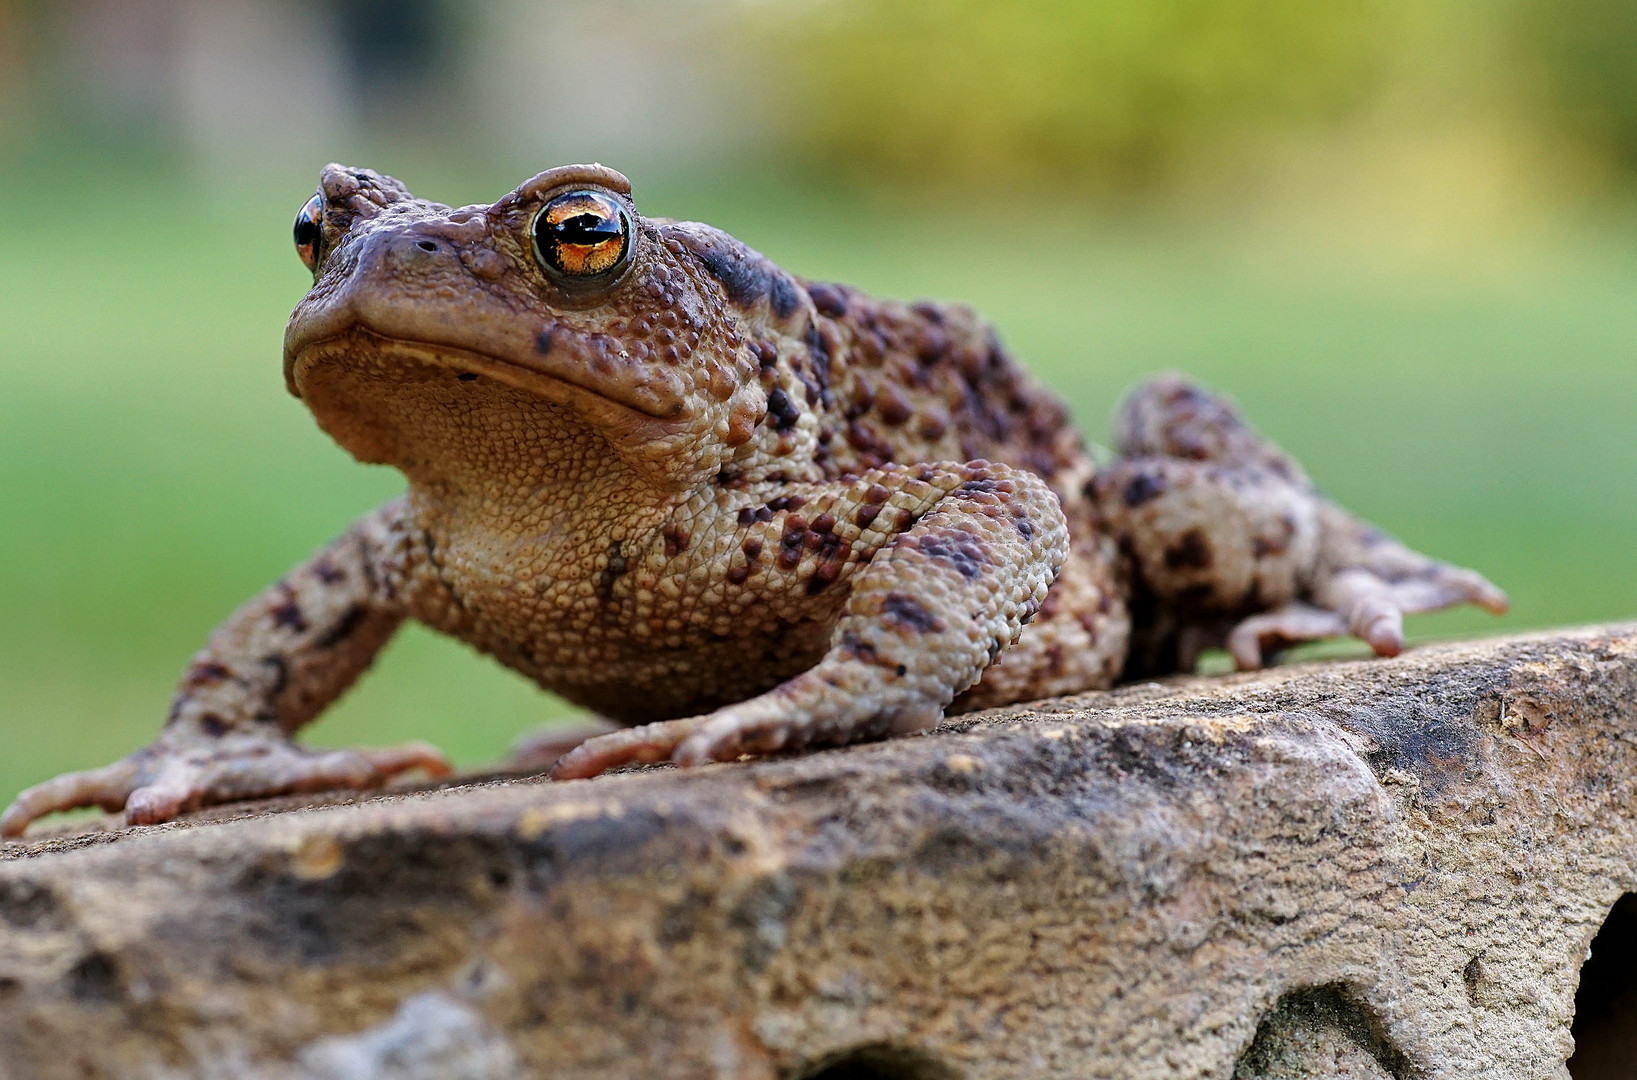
3, 625, 1636, 1079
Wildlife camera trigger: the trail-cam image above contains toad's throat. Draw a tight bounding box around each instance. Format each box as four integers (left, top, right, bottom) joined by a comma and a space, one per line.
286, 326, 689, 422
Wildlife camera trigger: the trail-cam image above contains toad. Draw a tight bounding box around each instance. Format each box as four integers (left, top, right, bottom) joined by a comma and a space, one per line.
0, 164, 1507, 836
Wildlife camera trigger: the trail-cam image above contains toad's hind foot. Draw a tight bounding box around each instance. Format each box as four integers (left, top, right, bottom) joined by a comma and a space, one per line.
0, 734, 451, 838
1096, 375, 1507, 674
1251, 501, 1508, 667
1225, 546, 1507, 670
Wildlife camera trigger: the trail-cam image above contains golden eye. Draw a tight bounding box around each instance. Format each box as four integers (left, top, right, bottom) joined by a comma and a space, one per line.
531, 190, 631, 281
293, 193, 323, 273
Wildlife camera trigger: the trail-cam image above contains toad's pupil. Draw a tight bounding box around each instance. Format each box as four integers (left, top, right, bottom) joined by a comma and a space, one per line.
553, 212, 621, 246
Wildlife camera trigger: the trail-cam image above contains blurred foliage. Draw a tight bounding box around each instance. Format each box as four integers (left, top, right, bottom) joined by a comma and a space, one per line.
747, 0, 1637, 195
755, 0, 1401, 188
1519, 0, 1637, 171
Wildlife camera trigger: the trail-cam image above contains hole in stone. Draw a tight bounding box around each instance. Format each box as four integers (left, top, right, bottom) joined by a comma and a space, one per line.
790, 1044, 958, 1080
1235, 983, 1415, 1079
1568, 892, 1637, 1079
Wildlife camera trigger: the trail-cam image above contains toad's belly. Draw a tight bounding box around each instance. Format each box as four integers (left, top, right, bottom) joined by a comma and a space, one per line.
475, 615, 834, 724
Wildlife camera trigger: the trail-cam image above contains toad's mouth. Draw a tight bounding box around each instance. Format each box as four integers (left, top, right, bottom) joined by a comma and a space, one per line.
285, 323, 690, 424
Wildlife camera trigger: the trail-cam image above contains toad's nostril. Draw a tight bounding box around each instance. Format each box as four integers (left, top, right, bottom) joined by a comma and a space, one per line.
415, 240, 438, 252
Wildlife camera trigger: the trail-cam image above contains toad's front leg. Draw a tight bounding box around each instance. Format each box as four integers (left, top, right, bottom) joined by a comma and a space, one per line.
0, 500, 450, 837
551, 462, 1069, 779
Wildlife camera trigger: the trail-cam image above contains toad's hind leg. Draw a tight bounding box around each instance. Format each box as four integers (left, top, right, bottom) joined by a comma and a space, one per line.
551, 462, 1069, 779
1093, 376, 1506, 674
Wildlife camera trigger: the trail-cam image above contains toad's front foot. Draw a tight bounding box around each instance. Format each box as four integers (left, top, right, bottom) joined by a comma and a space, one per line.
0, 732, 451, 838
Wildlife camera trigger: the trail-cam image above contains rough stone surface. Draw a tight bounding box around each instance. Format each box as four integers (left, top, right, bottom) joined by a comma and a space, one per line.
3, 625, 1637, 1080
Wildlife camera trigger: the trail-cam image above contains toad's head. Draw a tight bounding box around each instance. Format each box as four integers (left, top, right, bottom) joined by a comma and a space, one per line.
283, 164, 810, 492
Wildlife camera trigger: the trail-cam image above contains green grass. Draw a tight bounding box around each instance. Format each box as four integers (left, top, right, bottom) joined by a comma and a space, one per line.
2, 157, 1634, 813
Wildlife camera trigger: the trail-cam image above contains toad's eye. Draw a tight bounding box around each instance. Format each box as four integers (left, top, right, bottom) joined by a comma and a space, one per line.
293, 194, 323, 273
531, 190, 631, 281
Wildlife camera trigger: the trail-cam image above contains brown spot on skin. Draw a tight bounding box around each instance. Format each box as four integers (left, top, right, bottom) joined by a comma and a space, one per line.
662, 525, 691, 559
754, 340, 779, 377
845, 374, 878, 420
882, 592, 942, 633
724, 403, 758, 447
742, 536, 764, 558
807, 283, 848, 317
270, 598, 308, 633
855, 504, 881, 529
778, 516, 809, 571
1253, 515, 1298, 559
316, 604, 366, 649
767, 495, 807, 513
726, 564, 750, 586
912, 532, 989, 580
915, 325, 949, 363
803, 323, 833, 406
810, 513, 836, 535
595, 541, 627, 602
312, 558, 346, 585
1164, 529, 1213, 571
865, 484, 891, 505
918, 412, 948, 441
199, 714, 230, 738
876, 384, 913, 427
261, 654, 289, 694
1123, 472, 1166, 507
768, 278, 800, 319
805, 536, 849, 594
838, 631, 878, 665
707, 362, 736, 403
534, 328, 555, 355
766, 388, 801, 431
184, 662, 233, 689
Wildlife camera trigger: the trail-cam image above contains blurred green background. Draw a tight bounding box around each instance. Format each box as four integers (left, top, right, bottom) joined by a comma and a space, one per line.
1, 0, 1635, 814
